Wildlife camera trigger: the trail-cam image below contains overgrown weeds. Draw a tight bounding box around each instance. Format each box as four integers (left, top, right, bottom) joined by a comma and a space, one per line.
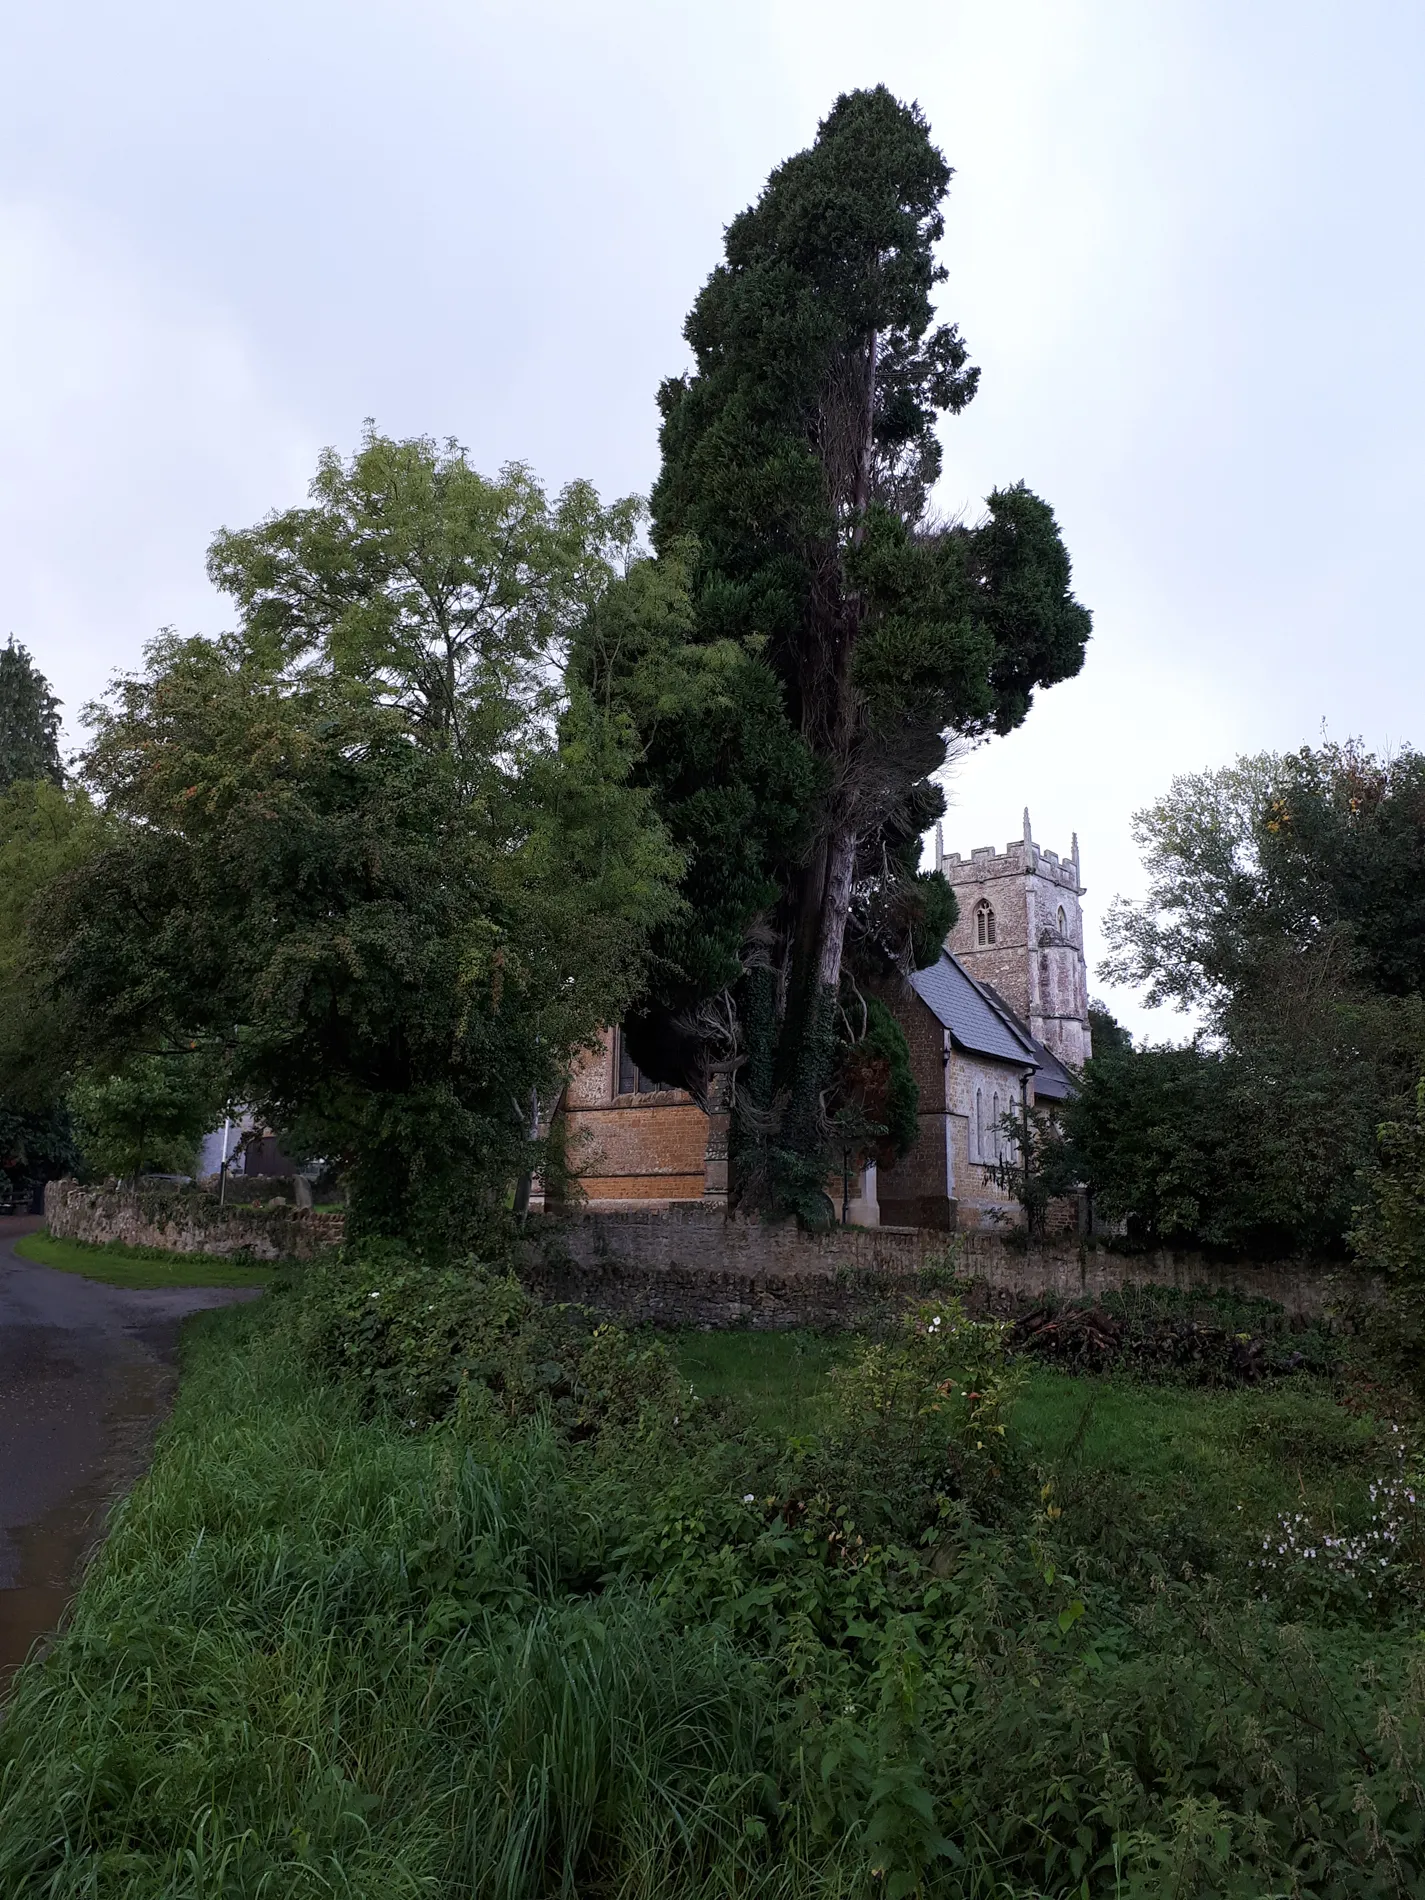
2, 1248, 1424, 1897
1008, 1282, 1342, 1383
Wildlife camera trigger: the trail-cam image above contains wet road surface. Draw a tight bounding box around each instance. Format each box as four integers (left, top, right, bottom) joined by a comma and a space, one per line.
0, 1216, 262, 1687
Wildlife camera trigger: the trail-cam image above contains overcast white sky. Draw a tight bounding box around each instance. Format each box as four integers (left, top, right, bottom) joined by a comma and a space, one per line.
3, 1, 1422, 1038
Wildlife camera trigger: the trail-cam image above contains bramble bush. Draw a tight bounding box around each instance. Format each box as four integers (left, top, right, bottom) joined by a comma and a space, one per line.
815, 1298, 1022, 1534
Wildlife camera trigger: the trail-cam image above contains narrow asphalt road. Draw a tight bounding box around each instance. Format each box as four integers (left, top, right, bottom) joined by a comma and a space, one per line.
0, 1216, 262, 1685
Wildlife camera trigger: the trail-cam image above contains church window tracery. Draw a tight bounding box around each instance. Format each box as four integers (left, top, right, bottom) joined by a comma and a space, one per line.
975, 900, 996, 947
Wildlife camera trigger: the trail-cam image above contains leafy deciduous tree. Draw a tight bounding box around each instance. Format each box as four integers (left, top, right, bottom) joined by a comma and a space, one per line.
70, 1053, 223, 1184
1092, 743, 1425, 1254
46, 435, 680, 1252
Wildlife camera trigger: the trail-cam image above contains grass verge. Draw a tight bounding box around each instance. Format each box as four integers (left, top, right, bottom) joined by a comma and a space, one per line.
12, 1229, 275, 1290
672, 1327, 1380, 1542
1, 1271, 1421, 1898
673, 1327, 854, 1434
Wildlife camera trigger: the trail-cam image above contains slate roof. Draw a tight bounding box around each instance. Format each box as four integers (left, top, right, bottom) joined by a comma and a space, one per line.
908, 953, 1038, 1067
974, 981, 1077, 1103
1025, 1036, 1074, 1101
907, 955, 1081, 1101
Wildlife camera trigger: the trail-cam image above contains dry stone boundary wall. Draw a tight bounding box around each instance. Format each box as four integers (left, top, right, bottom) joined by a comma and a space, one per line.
44, 1180, 344, 1262
42, 1182, 1378, 1321
526, 1204, 1374, 1329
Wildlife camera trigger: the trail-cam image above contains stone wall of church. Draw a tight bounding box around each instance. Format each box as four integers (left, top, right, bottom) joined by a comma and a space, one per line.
870, 984, 1027, 1231
949, 1051, 1033, 1229
940, 815, 1092, 1070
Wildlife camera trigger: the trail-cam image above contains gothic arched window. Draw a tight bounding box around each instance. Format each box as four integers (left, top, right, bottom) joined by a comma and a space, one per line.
975, 900, 996, 947
991, 1091, 1001, 1162
974, 1086, 984, 1161
616, 1028, 658, 1097
1057, 905, 1067, 935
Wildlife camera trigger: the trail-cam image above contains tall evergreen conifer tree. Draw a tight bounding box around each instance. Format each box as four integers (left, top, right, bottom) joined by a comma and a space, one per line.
0, 639, 63, 789
579, 88, 1091, 1220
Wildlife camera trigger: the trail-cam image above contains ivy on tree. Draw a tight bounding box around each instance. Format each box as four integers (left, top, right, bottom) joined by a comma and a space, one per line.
579, 87, 1090, 1221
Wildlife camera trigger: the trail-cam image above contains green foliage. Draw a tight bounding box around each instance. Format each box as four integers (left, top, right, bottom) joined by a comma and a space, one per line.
0, 775, 108, 1195
817, 1299, 1021, 1534
0, 1098, 77, 1196
293, 1241, 683, 1435
1104, 740, 1425, 1024
674, 1329, 854, 1435
1064, 1014, 1425, 1254
1264, 740, 1425, 1000
575, 545, 816, 1037
0, 636, 62, 790
44, 434, 680, 1252
1093, 742, 1425, 1254
6, 1273, 1425, 1897
1087, 998, 1132, 1055
69, 1052, 223, 1182
0, 776, 109, 1106
582, 88, 1089, 1214
1353, 1078, 1425, 1379
829, 992, 920, 1177
1101, 751, 1287, 1018
987, 1098, 1078, 1242
208, 425, 641, 775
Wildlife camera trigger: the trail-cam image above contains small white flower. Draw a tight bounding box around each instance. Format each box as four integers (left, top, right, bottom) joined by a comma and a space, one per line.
743, 1493, 756, 1505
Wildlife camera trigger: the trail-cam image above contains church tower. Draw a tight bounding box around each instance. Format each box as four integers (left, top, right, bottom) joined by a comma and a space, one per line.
935, 809, 1092, 1070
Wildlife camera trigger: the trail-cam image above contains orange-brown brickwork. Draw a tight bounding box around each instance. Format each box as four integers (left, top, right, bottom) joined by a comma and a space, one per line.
550, 1031, 710, 1209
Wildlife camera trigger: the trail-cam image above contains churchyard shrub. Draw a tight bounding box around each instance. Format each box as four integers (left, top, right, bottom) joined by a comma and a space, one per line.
817, 1299, 1022, 1534
292, 1239, 683, 1436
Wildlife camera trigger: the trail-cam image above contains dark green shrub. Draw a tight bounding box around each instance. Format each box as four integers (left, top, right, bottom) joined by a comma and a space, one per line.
293, 1241, 682, 1437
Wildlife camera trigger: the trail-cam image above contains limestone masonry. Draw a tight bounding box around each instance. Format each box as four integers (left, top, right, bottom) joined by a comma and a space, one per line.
938, 808, 1092, 1071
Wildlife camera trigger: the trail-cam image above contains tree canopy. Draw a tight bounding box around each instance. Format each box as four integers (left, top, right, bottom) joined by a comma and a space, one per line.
578, 87, 1090, 1220
0, 638, 63, 790
1081, 741, 1425, 1254
39, 434, 680, 1250
1102, 741, 1425, 1023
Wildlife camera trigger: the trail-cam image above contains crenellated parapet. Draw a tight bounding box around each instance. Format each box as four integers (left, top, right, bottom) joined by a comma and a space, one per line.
936, 810, 1093, 1071
938, 822, 1083, 895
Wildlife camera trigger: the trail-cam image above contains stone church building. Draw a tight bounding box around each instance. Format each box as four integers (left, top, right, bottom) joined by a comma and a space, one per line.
540, 812, 1091, 1231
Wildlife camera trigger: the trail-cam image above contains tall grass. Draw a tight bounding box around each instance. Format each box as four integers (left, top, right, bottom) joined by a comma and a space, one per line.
0, 1309, 817, 1899
3, 1279, 1424, 1898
